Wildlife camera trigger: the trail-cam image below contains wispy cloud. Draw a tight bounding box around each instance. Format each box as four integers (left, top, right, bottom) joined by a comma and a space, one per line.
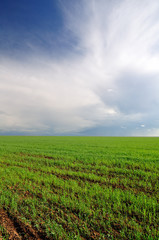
1, 0, 159, 135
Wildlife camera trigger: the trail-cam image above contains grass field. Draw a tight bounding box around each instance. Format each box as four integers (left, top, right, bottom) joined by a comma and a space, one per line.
0, 136, 158, 240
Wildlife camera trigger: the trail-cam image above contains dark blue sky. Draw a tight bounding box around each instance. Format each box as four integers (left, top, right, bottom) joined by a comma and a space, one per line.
0, 0, 70, 56
0, 0, 63, 32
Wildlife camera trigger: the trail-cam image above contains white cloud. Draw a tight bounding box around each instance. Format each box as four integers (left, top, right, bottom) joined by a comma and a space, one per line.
147, 128, 159, 136
132, 128, 159, 137
0, 57, 117, 134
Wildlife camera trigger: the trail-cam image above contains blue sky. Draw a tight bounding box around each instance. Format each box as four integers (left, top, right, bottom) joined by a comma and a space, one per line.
0, 0, 65, 56
1, 0, 159, 136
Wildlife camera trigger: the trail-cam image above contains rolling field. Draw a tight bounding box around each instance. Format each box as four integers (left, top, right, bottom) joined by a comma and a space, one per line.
0, 136, 158, 240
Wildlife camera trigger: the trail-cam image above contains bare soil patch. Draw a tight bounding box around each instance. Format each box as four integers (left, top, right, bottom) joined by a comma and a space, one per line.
0, 209, 21, 240
0, 209, 48, 240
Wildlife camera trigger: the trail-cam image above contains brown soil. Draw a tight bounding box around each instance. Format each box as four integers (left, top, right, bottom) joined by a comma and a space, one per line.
0, 209, 22, 240
0, 209, 48, 240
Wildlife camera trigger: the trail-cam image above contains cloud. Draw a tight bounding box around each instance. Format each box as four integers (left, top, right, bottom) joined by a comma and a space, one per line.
0, 57, 110, 134
1, 0, 159, 135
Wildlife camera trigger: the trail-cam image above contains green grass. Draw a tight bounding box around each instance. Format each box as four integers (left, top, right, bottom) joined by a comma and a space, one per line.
0, 136, 158, 239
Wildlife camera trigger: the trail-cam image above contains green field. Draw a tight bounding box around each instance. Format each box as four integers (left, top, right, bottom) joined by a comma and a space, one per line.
0, 136, 158, 239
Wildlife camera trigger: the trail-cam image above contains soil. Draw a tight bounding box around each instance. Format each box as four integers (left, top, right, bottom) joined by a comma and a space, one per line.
0, 209, 48, 240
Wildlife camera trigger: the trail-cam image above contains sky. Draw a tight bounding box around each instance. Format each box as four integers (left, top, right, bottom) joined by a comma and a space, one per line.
1, 0, 159, 136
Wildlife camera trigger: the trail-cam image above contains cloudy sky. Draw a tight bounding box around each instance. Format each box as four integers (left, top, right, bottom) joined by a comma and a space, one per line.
1, 0, 159, 136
